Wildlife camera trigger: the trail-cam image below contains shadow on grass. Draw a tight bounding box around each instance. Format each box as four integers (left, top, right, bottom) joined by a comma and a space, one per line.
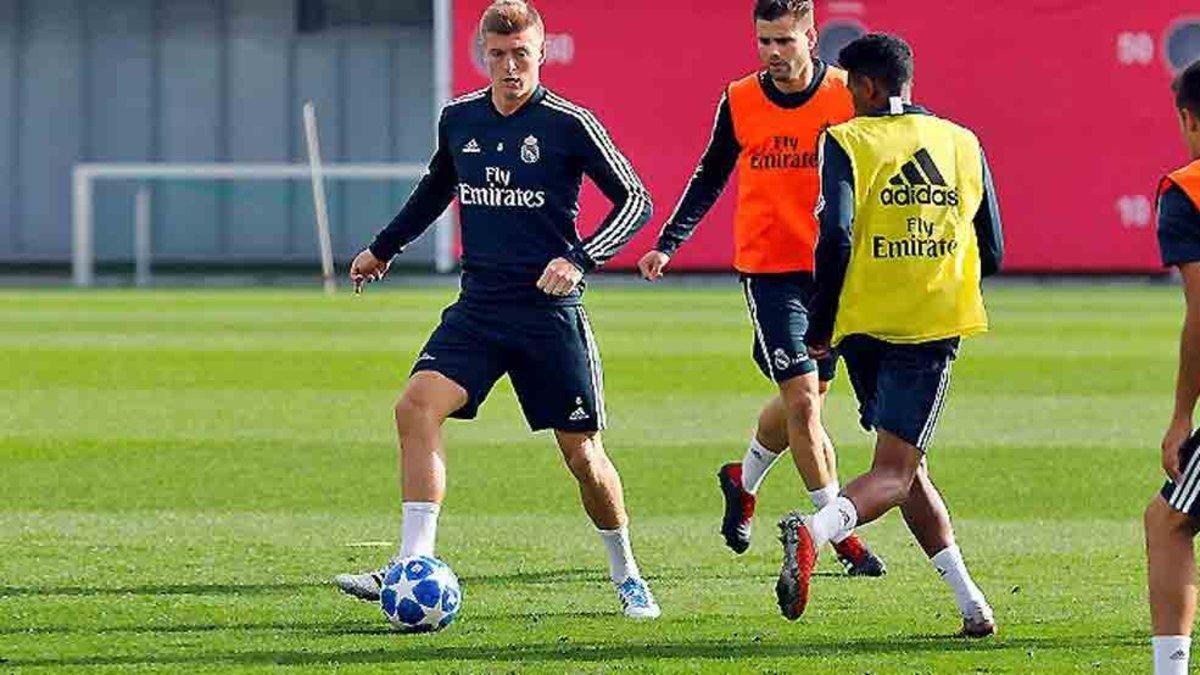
459, 567, 604, 586
0, 567, 843, 599
0, 581, 322, 598
6, 633, 1147, 668
460, 567, 844, 586
0, 610, 621, 637
0, 571, 620, 598
0, 620, 374, 637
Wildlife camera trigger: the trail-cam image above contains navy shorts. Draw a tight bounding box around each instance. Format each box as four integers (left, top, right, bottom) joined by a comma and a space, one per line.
839, 335, 959, 451
741, 273, 838, 383
1161, 430, 1200, 516
411, 301, 605, 432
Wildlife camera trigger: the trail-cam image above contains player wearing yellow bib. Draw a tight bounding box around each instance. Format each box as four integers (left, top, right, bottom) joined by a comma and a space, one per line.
773, 34, 1003, 637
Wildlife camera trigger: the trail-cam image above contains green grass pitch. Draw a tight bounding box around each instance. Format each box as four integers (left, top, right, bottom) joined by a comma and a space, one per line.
0, 282, 1180, 672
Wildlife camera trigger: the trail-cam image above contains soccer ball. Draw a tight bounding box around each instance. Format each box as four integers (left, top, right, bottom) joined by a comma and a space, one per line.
380, 555, 462, 632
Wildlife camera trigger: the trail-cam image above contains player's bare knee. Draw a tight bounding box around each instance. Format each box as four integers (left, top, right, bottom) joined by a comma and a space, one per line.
393, 396, 416, 427
1145, 497, 1170, 528
566, 452, 600, 483
871, 463, 918, 507
557, 433, 606, 481
888, 476, 916, 508
781, 386, 820, 423
394, 393, 438, 433
1145, 497, 1192, 537
757, 399, 779, 428
561, 438, 599, 469
756, 400, 789, 450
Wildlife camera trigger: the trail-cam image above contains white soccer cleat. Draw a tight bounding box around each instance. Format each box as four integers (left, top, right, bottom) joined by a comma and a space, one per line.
615, 576, 661, 620
959, 600, 996, 638
334, 559, 395, 602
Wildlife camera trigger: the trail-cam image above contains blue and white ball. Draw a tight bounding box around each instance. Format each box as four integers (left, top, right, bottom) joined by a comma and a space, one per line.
380, 555, 461, 632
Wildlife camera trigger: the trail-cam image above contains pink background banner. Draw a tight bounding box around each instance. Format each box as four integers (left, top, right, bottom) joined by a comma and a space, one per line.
453, 1, 1200, 272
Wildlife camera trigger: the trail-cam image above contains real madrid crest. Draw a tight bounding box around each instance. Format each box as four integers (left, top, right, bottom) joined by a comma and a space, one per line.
772, 348, 792, 372
520, 135, 540, 164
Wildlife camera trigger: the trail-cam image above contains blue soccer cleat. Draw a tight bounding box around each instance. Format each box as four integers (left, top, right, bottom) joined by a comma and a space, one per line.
615, 576, 661, 620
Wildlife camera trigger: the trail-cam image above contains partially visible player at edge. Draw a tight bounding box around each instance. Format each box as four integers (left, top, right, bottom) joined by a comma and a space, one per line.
336, 0, 660, 619
778, 33, 1003, 635
1144, 59, 1200, 675
636, 0, 884, 576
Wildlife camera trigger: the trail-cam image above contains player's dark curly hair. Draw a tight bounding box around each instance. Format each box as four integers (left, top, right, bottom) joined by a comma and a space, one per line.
1175, 60, 1200, 119
838, 33, 914, 97
753, 0, 813, 22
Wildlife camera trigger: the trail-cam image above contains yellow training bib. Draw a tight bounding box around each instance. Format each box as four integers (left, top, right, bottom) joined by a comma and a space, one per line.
825, 113, 987, 345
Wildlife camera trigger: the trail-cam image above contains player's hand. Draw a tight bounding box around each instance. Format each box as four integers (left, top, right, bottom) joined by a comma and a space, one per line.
1162, 417, 1193, 481
349, 249, 391, 294
637, 250, 671, 281
537, 257, 583, 297
807, 342, 831, 360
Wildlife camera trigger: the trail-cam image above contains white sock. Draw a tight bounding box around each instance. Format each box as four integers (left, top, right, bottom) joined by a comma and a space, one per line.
806, 496, 858, 548
742, 437, 782, 494
398, 501, 440, 559
598, 525, 641, 583
808, 484, 851, 543
930, 545, 991, 620
1154, 636, 1191, 675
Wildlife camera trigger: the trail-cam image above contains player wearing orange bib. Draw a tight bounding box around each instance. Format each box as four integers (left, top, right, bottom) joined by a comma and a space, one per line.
637, 0, 883, 575
1145, 59, 1200, 675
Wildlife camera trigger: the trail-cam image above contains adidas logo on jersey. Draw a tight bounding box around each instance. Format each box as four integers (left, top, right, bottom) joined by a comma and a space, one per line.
879, 148, 959, 207
569, 406, 590, 422
462, 138, 481, 154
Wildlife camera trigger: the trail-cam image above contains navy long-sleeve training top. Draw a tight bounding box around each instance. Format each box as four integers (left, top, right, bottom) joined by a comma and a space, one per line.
368, 85, 652, 306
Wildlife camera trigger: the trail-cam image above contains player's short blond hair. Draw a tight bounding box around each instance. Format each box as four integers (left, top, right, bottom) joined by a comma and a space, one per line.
478, 0, 544, 40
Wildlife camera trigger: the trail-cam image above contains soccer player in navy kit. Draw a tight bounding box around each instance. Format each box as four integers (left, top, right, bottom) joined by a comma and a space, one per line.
335, 0, 660, 619
1145, 60, 1200, 675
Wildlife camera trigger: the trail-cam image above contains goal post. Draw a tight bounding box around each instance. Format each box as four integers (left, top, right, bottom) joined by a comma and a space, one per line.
70, 162, 452, 287
302, 101, 337, 295
433, 0, 454, 272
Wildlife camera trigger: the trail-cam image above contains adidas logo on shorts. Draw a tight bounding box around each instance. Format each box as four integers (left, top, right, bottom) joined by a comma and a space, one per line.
569, 406, 589, 422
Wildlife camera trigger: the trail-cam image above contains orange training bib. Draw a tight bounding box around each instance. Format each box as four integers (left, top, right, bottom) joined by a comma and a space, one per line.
726, 68, 854, 273
1162, 158, 1200, 211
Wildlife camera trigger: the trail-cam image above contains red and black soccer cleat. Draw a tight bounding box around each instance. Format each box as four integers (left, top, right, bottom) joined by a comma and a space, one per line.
832, 533, 887, 577
776, 511, 817, 620
717, 463, 756, 554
